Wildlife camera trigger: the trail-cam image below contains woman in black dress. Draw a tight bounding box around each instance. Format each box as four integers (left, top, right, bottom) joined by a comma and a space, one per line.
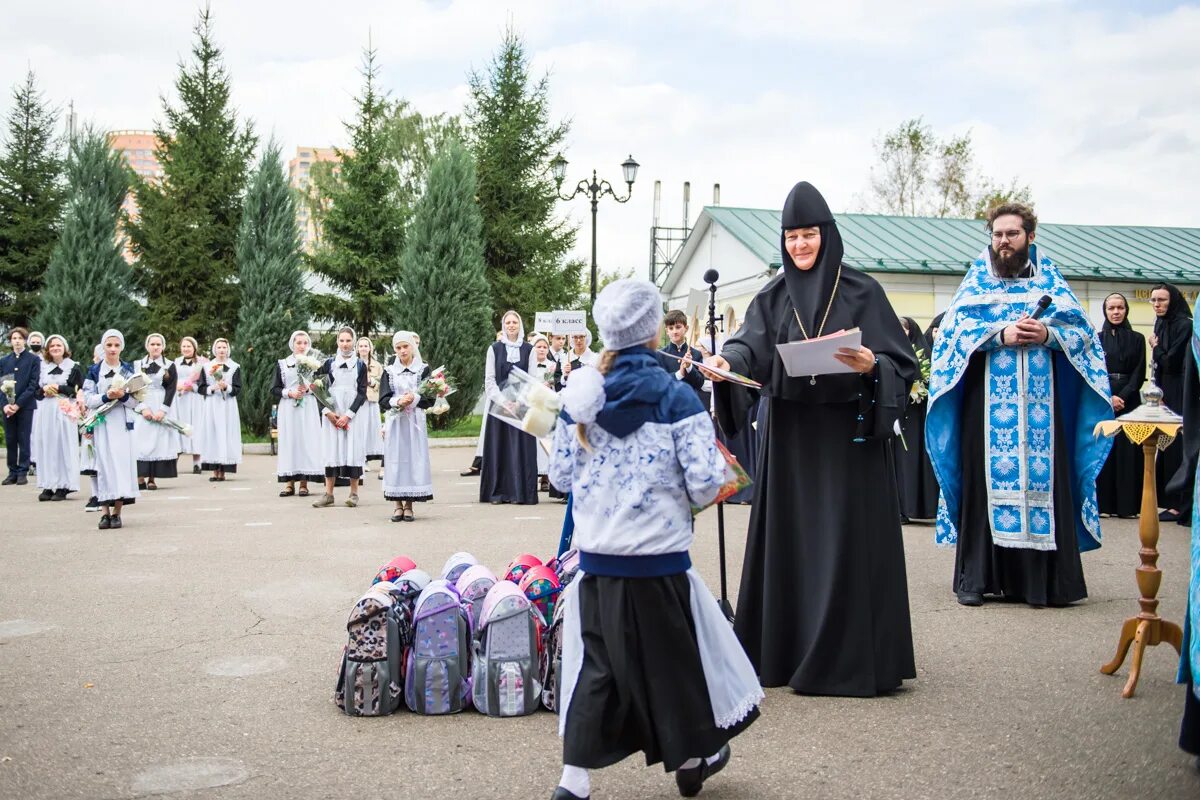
1149, 283, 1191, 520
892, 316, 939, 521
1096, 293, 1145, 518
479, 310, 538, 505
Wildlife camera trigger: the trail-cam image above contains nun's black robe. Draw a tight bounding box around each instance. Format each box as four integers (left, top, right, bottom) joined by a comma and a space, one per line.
1096, 320, 1146, 518
892, 323, 939, 520
716, 270, 918, 697
1153, 290, 1192, 509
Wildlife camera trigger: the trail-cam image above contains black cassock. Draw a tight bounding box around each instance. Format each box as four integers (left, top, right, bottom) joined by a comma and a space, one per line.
1096, 319, 1146, 518
893, 321, 939, 520
953, 354, 1087, 606
1152, 289, 1192, 509
716, 269, 918, 697
480, 341, 538, 505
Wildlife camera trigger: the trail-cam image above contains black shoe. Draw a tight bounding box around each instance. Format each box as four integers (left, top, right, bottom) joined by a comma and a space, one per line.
38, 489, 54, 501
956, 591, 984, 607
52, 489, 67, 501
109, 515, 122, 529
391, 512, 405, 522
98, 514, 111, 530
1, 475, 15, 485
460, 467, 481, 477
15, 475, 27, 485
550, 788, 588, 800
193, 465, 201, 474
85, 496, 100, 512
676, 744, 731, 798
1159, 509, 1181, 522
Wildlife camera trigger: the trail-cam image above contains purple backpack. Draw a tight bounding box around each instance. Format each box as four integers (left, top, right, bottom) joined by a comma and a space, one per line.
404, 579, 472, 714
440, 552, 479, 586
455, 564, 498, 627
471, 581, 543, 717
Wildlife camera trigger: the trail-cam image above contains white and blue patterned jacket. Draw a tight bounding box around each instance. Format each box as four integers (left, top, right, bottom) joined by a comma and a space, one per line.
549, 348, 728, 577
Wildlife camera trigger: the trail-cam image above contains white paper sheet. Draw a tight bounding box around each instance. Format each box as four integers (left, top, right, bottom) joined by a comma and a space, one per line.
776, 328, 862, 377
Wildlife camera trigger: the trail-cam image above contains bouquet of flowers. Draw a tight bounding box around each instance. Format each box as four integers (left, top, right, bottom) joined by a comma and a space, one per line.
57, 396, 83, 423
909, 346, 931, 404
176, 358, 208, 393
146, 414, 193, 438
0, 374, 15, 404
690, 440, 753, 516
488, 367, 562, 440
417, 365, 455, 405
208, 361, 227, 388
80, 373, 149, 434
293, 351, 325, 407
309, 374, 336, 415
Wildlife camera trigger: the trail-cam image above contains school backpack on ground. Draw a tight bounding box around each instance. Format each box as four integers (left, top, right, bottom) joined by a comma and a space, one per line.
504, 553, 542, 583
373, 555, 418, 586
440, 552, 479, 586
550, 549, 580, 589
456, 564, 498, 627
404, 579, 472, 715
540, 585, 570, 712
472, 581, 543, 717
518, 565, 561, 624
335, 582, 408, 716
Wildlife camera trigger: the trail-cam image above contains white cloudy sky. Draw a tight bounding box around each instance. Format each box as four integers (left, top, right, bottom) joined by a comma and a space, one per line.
3, 0, 1198, 279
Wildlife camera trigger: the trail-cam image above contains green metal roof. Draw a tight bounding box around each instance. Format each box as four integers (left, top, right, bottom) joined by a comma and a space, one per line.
704, 206, 1200, 284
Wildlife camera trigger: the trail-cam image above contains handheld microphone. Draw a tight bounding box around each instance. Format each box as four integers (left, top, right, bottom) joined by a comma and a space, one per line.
1029, 295, 1052, 320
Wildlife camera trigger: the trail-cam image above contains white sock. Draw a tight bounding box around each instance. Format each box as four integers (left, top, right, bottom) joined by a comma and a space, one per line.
680, 758, 702, 769
559, 765, 590, 797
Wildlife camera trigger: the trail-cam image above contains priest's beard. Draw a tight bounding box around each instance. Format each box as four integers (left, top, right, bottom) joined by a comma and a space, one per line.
993, 242, 1030, 277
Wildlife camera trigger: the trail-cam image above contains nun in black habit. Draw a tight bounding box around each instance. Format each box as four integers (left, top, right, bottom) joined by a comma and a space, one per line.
1150, 283, 1192, 519
480, 310, 539, 505
707, 181, 918, 697
1096, 293, 1146, 519
893, 316, 939, 521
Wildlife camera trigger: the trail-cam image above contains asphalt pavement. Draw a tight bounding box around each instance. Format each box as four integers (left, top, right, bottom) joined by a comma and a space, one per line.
1, 448, 1197, 799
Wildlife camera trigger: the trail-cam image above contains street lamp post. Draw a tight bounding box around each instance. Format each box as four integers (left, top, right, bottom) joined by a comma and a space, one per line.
551, 153, 640, 304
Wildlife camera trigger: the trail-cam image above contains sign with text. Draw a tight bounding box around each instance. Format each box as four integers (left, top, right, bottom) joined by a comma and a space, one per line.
534, 312, 555, 333
552, 310, 588, 335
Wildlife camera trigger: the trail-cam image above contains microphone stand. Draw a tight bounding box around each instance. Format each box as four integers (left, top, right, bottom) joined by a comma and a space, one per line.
704, 271, 734, 621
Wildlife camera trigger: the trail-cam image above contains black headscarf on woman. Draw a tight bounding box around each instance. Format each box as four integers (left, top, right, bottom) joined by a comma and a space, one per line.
1101, 293, 1139, 369
924, 312, 945, 344
899, 316, 930, 360
781, 182, 843, 334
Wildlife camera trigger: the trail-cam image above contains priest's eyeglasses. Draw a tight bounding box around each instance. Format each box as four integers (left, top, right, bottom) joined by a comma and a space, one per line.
991, 229, 1025, 241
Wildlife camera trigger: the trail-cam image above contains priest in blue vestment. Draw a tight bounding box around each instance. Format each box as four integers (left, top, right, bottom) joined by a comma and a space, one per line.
927, 203, 1112, 608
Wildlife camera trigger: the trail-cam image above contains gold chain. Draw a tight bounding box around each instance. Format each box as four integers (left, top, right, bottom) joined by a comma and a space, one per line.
792, 264, 842, 340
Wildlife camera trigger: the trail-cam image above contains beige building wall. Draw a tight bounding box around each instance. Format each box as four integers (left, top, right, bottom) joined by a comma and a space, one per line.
107, 130, 163, 261
288, 146, 340, 252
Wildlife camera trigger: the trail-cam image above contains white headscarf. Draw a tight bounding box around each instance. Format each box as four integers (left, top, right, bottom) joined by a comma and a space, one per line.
287, 330, 310, 353
92, 343, 104, 362
499, 310, 525, 363
389, 330, 424, 373
143, 332, 168, 366
210, 338, 239, 370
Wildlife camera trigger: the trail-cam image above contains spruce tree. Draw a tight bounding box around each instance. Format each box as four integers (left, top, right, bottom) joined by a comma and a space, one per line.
235, 142, 307, 435
397, 140, 493, 425
0, 70, 66, 329
126, 7, 255, 347
307, 46, 406, 338
35, 129, 139, 350
467, 28, 579, 326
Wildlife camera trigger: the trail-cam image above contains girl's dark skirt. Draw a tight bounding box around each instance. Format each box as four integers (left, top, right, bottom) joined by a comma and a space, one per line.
562, 573, 758, 772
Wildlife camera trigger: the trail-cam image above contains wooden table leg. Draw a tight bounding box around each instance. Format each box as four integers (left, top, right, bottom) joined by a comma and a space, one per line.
1100, 616, 1139, 675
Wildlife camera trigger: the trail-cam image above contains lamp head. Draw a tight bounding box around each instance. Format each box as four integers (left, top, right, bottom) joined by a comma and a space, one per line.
621, 155, 639, 186
550, 153, 567, 185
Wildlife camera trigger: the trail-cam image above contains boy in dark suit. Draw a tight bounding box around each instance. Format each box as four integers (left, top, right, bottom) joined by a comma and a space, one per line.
1, 327, 40, 484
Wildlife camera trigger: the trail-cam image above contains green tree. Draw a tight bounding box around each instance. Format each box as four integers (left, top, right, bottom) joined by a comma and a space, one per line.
0, 69, 66, 329
126, 6, 256, 346
35, 128, 139, 350
234, 142, 307, 435
396, 139, 492, 426
306, 46, 406, 337
467, 27, 579, 325
864, 117, 1031, 219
